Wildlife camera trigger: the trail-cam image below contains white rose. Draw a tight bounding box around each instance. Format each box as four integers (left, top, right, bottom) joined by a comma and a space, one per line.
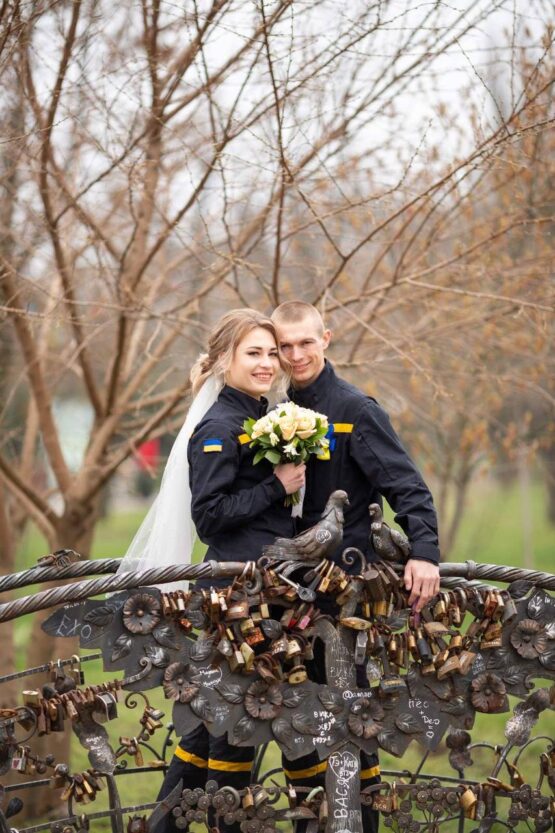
251, 415, 271, 438
279, 415, 298, 441
296, 411, 317, 439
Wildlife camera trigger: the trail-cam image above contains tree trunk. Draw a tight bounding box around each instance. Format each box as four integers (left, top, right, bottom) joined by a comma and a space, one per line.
22, 502, 99, 821
0, 488, 19, 707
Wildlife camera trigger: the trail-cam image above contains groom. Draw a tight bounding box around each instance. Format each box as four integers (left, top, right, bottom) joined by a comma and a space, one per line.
272, 300, 441, 831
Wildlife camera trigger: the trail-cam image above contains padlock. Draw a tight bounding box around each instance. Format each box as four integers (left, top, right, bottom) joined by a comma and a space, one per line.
51, 763, 69, 789
85, 769, 103, 792
23, 690, 40, 707
71, 655, 85, 686
406, 631, 418, 660
434, 648, 450, 667
226, 599, 250, 621
239, 617, 255, 635
416, 628, 432, 662
318, 562, 334, 593
161, 593, 172, 617
50, 702, 66, 732
37, 702, 49, 735
319, 795, 328, 825
436, 654, 460, 679
229, 648, 246, 673
355, 631, 369, 665
286, 638, 302, 659
287, 664, 307, 685
287, 783, 297, 808
460, 786, 477, 818
458, 648, 477, 675
252, 786, 269, 808
297, 605, 314, 631
270, 635, 289, 660
255, 655, 280, 684
240, 641, 255, 671
502, 592, 517, 623
373, 599, 389, 617
61, 780, 75, 802
245, 627, 265, 647
372, 792, 393, 812
280, 608, 295, 629
11, 747, 28, 773
242, 787, 254, 809
379, 674, 406, 696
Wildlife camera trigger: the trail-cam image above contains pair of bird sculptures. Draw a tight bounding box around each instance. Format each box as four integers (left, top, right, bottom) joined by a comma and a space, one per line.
262, 489, 411, 564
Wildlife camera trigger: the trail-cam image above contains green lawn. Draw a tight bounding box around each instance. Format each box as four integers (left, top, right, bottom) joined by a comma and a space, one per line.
9, 476, 555, 830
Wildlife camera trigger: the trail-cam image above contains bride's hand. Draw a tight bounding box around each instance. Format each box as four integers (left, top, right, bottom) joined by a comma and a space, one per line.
274, 462, 306, 495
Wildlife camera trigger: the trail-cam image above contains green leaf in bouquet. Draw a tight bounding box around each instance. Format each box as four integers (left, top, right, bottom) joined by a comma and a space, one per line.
243, 418, 255, 436
264, 449, 282, 465
253, 448, 267, 465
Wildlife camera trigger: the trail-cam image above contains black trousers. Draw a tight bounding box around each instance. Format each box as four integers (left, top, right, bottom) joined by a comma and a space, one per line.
153, 724, 254, 833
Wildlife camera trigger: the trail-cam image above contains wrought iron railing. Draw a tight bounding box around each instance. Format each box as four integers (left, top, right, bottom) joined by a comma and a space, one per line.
1, 551, 554, 833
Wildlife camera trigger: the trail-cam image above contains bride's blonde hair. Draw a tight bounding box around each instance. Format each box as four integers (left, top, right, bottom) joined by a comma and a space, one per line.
190, 309, 289, 396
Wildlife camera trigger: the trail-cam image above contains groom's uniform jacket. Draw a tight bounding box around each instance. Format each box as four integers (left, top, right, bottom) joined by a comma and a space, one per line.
188, 384, 294, 586
289, 360, 440, 566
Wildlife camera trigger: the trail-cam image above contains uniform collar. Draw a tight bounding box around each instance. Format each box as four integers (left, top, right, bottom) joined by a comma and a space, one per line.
219, 385, 268, 417
289, 360, 335, 407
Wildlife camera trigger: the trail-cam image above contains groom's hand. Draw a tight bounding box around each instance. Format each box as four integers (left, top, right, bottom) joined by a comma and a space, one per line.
275, 463, 306, 494
404, 559, 440, 612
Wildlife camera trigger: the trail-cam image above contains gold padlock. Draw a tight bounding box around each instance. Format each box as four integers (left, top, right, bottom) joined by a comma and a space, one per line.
287, 664, 307, 685
460, 787, 477, 819
372, 793, 393, 812
240, 641, 255, 671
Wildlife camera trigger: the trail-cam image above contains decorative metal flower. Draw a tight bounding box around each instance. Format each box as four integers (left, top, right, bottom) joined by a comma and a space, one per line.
470, 673, 508, 713
510, 619, 547, 659
163, 662, 200, 704
122, 593, 161, 634
348, 697, 384, 739
244, 681, 283, 721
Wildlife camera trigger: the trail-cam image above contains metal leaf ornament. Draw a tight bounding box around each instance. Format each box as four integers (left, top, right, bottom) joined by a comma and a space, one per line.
111, 634, 133, 663
231, 715, 256, 744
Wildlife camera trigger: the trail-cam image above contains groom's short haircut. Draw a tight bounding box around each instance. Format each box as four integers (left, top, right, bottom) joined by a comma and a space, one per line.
272, 301, 325, 334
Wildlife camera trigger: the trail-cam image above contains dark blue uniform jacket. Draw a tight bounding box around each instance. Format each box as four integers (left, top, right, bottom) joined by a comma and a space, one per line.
290, 361, 440, 565
188, 385, 294, 585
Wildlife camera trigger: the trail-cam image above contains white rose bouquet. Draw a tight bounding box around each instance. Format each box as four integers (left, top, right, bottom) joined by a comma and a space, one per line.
243, 402, 329, 509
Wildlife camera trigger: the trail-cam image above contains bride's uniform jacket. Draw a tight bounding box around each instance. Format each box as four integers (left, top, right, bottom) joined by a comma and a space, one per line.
188, 385, 294, 585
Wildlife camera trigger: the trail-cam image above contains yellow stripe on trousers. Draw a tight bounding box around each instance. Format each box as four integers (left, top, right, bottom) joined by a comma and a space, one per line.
208, 758, 253, 772
173, 747, 208, 768
284, 761, 380, 780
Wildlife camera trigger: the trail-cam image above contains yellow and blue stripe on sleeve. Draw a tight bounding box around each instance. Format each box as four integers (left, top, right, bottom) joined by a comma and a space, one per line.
203, 437, 223, 453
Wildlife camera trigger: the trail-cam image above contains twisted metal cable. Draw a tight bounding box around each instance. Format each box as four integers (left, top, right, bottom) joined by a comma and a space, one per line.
0, 561, 247, 623
439, 561, 555, 589
0, 559, 120, 593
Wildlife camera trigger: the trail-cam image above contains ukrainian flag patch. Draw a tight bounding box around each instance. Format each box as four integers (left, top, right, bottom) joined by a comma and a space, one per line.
203, 438, 223, 453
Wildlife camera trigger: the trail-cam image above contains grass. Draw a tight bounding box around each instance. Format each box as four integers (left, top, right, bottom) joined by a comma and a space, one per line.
8, 475, 555, 830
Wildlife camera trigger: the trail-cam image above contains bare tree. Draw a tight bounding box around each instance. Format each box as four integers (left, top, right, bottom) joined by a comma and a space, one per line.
0, 0, 553, 813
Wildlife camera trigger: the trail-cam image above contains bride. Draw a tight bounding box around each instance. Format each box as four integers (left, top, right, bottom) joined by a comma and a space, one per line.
119, 308, 305, 833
